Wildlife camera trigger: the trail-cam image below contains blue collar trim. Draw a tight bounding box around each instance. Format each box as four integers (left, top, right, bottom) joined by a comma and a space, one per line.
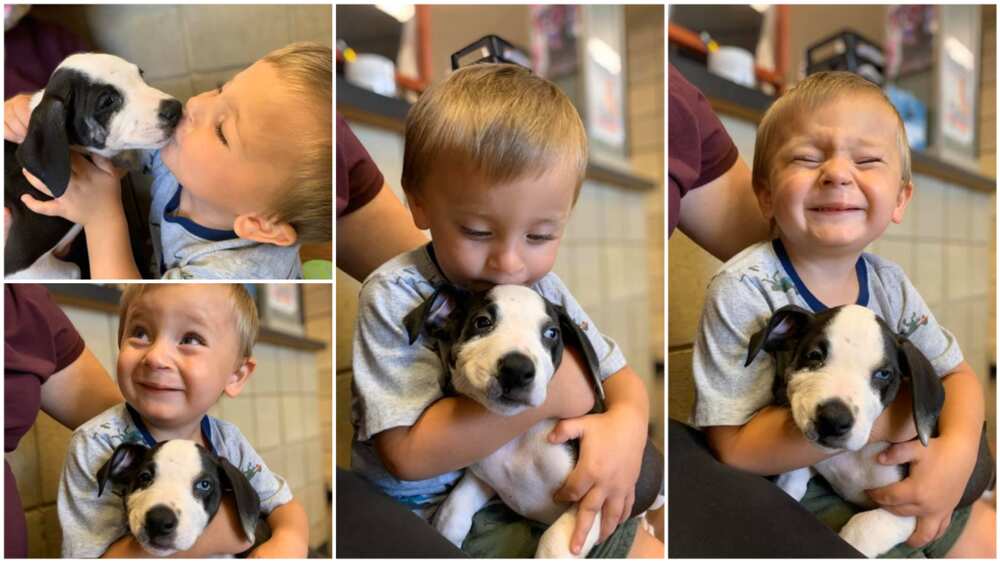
772, 238, 869, 312
125, 403, 216, 455
164, 186, 238, 242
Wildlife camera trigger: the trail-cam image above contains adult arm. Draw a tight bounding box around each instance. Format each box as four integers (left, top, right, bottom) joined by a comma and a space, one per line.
676, 157, 770, 262
336, 183, 427, 281
39, 347, 122, 430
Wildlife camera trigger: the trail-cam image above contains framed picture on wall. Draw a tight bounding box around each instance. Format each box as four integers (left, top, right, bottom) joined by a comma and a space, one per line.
257, 284, 304, 336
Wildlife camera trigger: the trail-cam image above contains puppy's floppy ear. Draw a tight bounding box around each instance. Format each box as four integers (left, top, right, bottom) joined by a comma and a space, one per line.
17, 72, 75, 197
97, 443, 149, 496
218, 457, 261, 543
745, 305, 814, 367
403, 284, 468, 345
552, 303, 607, 411
898, 337, 944, 447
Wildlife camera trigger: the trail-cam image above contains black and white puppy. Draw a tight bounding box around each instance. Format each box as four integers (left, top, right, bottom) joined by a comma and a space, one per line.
97, 440, 260, 557
6, 52, 182, 278
405, 284, 664, 558
746, 304, 994, 557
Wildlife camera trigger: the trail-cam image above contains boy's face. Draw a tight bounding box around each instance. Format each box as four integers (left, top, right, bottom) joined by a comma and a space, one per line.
117, 286, 253, 430
760, 94, 913, 256
160, 60, 309, 229
409, 161, 577, 290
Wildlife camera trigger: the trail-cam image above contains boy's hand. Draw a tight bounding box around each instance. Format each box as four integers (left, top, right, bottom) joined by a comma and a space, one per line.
549, 404, 646, 554
20, 152, 126, 226
866, 434, 978, 547
4, 93, 32, 143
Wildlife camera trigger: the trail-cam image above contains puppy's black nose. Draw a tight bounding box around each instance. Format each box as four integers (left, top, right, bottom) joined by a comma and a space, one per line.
815, 399, 854, 439
158, 99, 183, 129
145, 505, 178, 538
498, 352, 535, 394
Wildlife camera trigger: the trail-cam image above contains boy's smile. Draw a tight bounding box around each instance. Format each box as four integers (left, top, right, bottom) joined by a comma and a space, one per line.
408, 160, 578, 290
761, 94, 912, 256
117, 285, 253, 437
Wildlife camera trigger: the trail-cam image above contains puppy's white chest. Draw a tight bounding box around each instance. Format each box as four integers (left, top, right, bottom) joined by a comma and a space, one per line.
814, 442, 901, 507
472, 419, 574, 524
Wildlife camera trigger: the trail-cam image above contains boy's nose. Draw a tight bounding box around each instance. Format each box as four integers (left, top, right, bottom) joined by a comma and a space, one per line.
142, 342, 172, 369
488, 245, 525, 277
819, 157, 854, 187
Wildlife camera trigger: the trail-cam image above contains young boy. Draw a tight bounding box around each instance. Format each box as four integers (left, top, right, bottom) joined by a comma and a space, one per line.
693, 71, 995, 557
57, 284, 309, 557
351, 63, 662, 557
7, 42, 332, 279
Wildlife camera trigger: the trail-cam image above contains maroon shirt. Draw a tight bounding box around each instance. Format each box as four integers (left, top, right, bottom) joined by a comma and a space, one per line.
5, 15, 88, 99
5, 284, 85, 557
668, 64, 740, 236
336, 115, 385, 218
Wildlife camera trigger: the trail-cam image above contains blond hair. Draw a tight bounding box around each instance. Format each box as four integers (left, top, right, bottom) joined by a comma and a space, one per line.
118, 284, 259, 360
752, 71, 911, 197
262, 42, 332, 243
402, 64, 588, 200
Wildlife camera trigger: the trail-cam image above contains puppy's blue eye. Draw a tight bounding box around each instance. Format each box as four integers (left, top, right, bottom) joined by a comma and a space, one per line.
195, 479, 212, 491
543, 327, 559, 339
473, 316, 493, 330
138, 471, 153, 485
873, 369, 892, 381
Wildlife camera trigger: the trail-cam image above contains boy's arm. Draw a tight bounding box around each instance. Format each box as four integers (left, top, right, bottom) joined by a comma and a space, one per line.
867, 363, 984, 547
549, 365, 650, 552
375, 344, 597, 481
248, 499, 309, 558
102, 496, 253, 558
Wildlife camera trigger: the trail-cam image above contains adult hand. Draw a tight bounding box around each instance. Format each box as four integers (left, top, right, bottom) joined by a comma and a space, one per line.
4, 93, 33, 143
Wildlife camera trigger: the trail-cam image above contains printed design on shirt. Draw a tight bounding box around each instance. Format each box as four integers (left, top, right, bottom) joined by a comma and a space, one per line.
243, 462, 262, 482
741, 267, 795, 295
99, 421, 144, 446
900, 312, 929, 338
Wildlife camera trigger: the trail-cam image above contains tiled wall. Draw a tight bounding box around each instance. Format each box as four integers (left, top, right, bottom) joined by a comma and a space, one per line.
668, 114, 997, 446
5, 288, 332, 557
30, 4, 332, 102
337, 118, 660, 458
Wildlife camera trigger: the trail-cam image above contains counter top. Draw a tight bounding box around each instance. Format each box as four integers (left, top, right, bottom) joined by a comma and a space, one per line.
338, 77, 657, 191
672, 57, 996, 193
46, 284, 326, 351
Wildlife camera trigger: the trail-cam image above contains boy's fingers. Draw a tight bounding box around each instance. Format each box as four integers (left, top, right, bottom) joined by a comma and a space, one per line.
548, 418, 584, 445
866, 479, 917, 507
620, 491, 635, 527
572, 490, 606, 554
905, 514, 949, 547
554, 469, 593, 503
877, 440, 922, 465
599, 495, 624, 543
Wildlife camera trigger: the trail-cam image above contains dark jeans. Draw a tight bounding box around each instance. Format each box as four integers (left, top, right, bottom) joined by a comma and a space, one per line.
335, 468, 467, 558
667, 419, 863, 558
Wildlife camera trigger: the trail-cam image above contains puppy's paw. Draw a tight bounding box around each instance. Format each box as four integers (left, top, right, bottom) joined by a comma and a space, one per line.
839, 509, 915, 558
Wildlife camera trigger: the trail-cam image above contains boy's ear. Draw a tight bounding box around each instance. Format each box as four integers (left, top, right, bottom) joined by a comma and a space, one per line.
756, 185, 774, 221
406, 192, 431, 230
891, 181, 914, 224
223, 357, 256, 398
234, 213, 298, 246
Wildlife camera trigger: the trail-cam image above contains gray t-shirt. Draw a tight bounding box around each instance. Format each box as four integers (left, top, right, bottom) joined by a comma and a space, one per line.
693, 239, 963, 428
351, 244, 627, 516
143, 150, 302, 279
57, 403, 293, 558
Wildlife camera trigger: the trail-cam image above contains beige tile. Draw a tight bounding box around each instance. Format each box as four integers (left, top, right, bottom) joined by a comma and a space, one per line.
945, 244, 973, 299
222, 394, 257, 443
36, 413, 72, 504
911, 175, 946, 239
913, 242, 946, 305
303, 394, 320, 439
605, 246, 630, 301
260, 446, 286, 482
971, 245, 990, 296
603, 187, 627, 241
945, 186, 972, 241
86, 6, 188, 79
874, 239, 914, 277
667, 348, 696, 422
553, 244, 579, 294
306, 436, 324, 484
284, 442, 308, 489
252, 344, 280, 395
570, 244, 604, 310
6, 425, 41, 510
291, 5, 332, 44
255, 396, 283, 449
970, 192, 994, 242
181, 5, 291, 72
278, 348, 303, 394
282, 396, 306, 443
